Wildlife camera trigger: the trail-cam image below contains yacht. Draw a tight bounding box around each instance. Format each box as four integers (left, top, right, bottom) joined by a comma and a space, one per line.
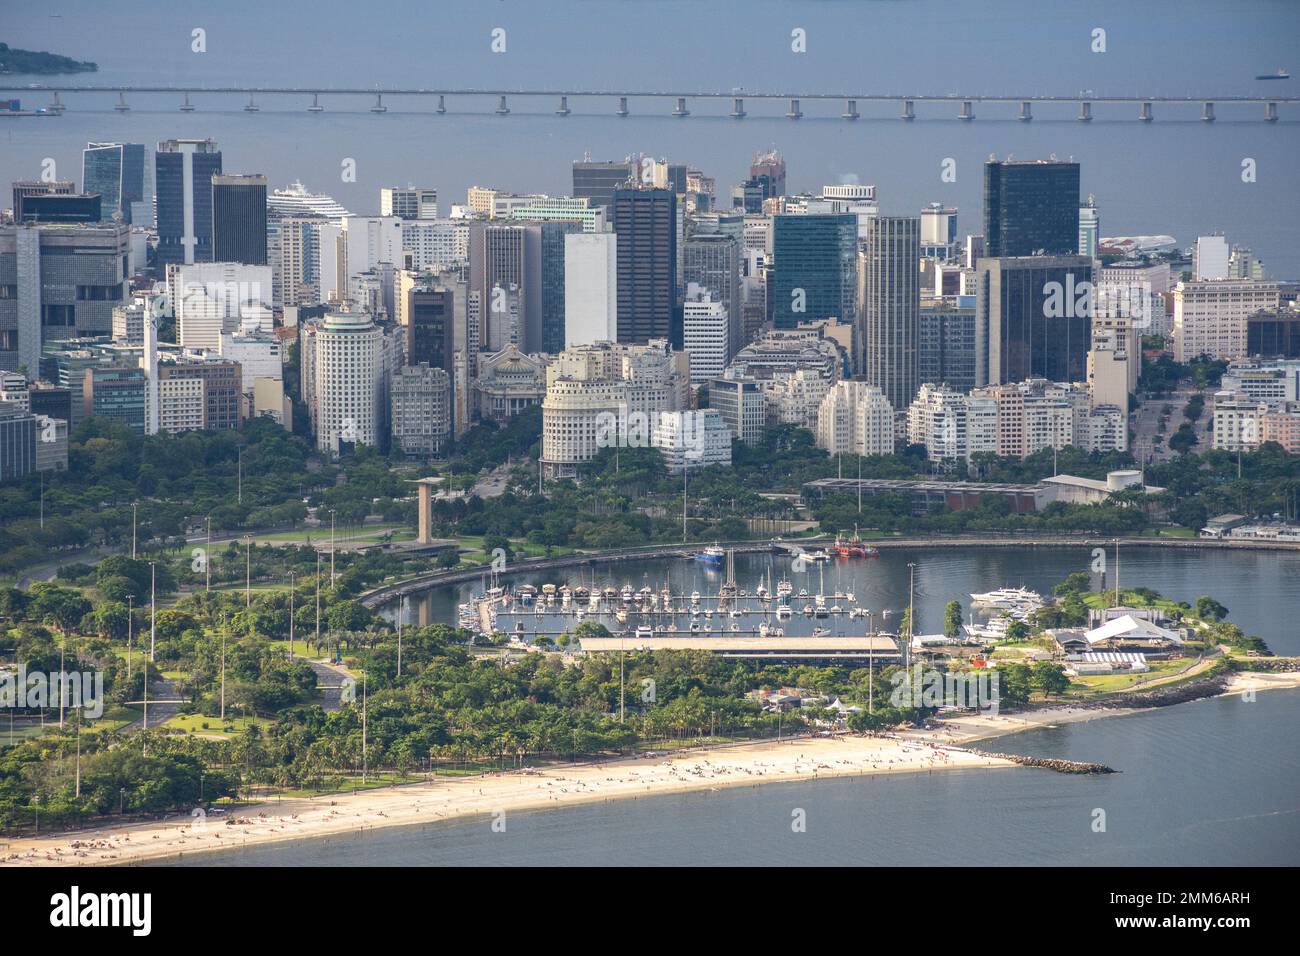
516, 585, 537, 605
691, 590, 701, 604
541, 583, 557, 603
776, 578, 793, 597
635, 625, 653, 640
776, 604, 793, 620
802, 604, 814, 616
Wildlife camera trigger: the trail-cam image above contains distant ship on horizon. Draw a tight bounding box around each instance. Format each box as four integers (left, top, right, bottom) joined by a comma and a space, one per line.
1255, 68, 1290, 80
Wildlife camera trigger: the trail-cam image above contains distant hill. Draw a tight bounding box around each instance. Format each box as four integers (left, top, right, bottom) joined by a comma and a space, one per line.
0, 42, 98, 75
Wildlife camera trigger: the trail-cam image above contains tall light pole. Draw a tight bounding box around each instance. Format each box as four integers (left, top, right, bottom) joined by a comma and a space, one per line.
149, 561, 156, 663
220, 614, 227, 722
205, 516, 211, 594
361, 669, 368, 785
126, 595, 134, 682
131, 502, 138, 559
244, 535, 252, 608
315, 551, 321, 653
288, 571, 296, 662
329, 510, 337, 586
397, 595, 404, 678
237, 447, 243, 506
906, 561, 916, 670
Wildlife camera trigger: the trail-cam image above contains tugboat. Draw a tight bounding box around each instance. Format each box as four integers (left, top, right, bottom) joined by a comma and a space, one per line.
834, 528, 880, 558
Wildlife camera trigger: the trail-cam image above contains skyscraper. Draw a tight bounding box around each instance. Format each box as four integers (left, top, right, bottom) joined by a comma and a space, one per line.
683, 233, 742, 359
977, 255, 1094, 384
155, 139, 222, 267
564, 232, 618, 347
212, 174, 268, 265
749, 150, 787, 200
983, 158, 1080, 258
767, 214, 857, 333
82, 143, 146, 224
406, 284, 454, 373
612, 187, 677, 345
860, 216, 921, 411
572, 159, 636, 209
467, 222, 543, 354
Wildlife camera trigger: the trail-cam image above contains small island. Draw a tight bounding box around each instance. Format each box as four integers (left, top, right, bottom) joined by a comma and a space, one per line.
0, 42, 97, 75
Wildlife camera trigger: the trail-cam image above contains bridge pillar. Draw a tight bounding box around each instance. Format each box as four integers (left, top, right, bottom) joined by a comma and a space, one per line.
901, 99, 915, 120
1019, 100, 1032, 121
731, 96, 745, 118
50, 92, 65, 114
308, 93, 324, 112
1139, 101, 1153, 122
959, 100, 974, 121
114, 92, 129, 112
556, 95, 570, 116
496, 95, 510, 115
617, 96, 629, 116
180, 93, 195, 112
436, 94, 446, 114
673, 96, 689, 117
371, 94, 387, 113
1265, 101, 1278, 122
842, 98, 859, 120
1078, 101, 1092, 121
1201, 101, 1215, 122
787, 98, 803, 119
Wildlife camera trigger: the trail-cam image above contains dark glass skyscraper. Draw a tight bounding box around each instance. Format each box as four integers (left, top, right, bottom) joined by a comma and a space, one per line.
82, 143, 145, 224
212, 174, 268, 265
767, 213, 857, 332
407, 285, 453, 372
572, 160, 635, 210
977, 255, 1094, 385
612, 186, 677, 345
983, 159, 1080, 258
539, 220, 580, 355
155, 139, 222, 267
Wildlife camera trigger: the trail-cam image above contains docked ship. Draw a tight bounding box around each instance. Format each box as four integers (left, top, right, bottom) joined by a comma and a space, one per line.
1255, 68, 1290, 80
694, 545, 726, 569
833, 530, 880, 558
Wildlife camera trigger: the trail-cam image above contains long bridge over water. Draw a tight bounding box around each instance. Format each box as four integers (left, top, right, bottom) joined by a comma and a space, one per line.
4, 85, 1297, 122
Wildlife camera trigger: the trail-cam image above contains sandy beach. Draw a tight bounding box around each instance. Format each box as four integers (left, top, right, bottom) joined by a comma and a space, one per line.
3, 671, 1295, 866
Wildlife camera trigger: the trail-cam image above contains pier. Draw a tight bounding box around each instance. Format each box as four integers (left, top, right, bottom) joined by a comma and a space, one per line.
4, 84, 1294, 121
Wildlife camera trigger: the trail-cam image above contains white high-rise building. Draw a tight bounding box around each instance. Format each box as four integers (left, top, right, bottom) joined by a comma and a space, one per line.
541, 339, 684, 479
683, 284, 729, 385
313, 311, 383, 456
380, 186, 438, 221
907, 383, 997, 464
654, 409, 733, 473
169, 262, 273, 351
1172, 280, 1283, 362
1078, 197, 1100, 258
816, 381, 895, 456
564, 232, 618, 347
1212, 390, 1267, 452
1194, 235, 1231, 281
391, 363, 451, 457
220, 325, 284, 392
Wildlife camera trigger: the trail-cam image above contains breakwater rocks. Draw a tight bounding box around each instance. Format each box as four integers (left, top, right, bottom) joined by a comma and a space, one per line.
967, 750, 1117, 774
